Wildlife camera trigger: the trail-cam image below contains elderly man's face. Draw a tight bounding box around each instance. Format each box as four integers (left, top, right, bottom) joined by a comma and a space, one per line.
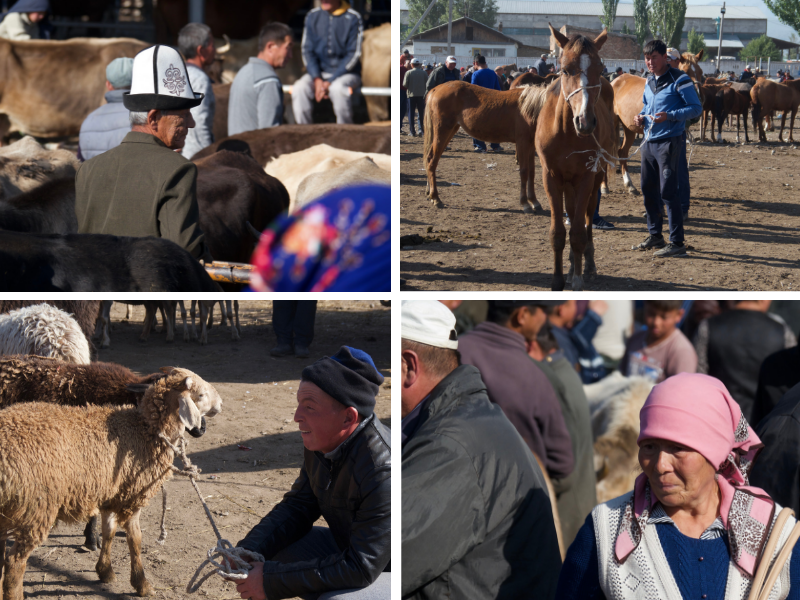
446, 62, 455, 70
294, 381, 357, 453
151, 109, 195, 150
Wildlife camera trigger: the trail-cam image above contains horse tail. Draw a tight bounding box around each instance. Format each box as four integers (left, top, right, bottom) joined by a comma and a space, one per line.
714, 89, 725, 126
423, 93, 434, 158
751, 98, 761, 131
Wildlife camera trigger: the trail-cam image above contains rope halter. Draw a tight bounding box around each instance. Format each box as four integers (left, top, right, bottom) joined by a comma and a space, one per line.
560, 65, 602, 104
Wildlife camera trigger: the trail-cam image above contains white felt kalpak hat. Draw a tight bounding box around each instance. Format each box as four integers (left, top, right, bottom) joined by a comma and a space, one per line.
123, 45, 203, 111
401, 300, 459, 350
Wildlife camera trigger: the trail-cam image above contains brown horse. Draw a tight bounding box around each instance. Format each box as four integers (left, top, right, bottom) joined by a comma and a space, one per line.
536, 25, 616, 291
713, 85, 751, 143
510, 72, 546, 89
751, 78, 800, 142
603, 51, 704, 195
423, 81, 544, 213
699, 82, 733, 142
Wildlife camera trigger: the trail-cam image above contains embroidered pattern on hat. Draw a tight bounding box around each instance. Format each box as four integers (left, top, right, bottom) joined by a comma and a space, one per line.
163, 64, 186, 96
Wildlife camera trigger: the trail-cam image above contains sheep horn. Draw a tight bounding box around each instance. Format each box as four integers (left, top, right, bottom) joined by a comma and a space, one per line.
216, 34, 231, 55
246, 220, 262, 241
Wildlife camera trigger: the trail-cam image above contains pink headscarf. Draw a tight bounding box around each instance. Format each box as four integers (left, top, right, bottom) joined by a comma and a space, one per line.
615, 373, 773, 577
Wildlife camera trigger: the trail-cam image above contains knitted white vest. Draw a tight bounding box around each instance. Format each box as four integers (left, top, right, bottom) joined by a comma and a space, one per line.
593, 492, 795, 600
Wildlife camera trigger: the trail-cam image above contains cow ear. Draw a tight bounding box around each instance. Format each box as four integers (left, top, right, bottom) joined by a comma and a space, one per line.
178, 395, 203, 431
549, 23, 569, 49
696, 49, 704, 61
593, 28, 608, 52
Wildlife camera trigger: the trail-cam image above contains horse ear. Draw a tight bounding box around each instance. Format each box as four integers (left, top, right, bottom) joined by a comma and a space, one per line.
549, 23, 569, 49
593, 28, 608, 51
696, 49, 704, 61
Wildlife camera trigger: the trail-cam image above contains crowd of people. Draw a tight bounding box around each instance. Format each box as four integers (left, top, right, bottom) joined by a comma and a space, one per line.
402, 299, 800, 599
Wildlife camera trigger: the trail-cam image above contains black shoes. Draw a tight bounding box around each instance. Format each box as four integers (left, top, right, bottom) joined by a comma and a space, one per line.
636, 234, 667, 251
654, 242, 687, 257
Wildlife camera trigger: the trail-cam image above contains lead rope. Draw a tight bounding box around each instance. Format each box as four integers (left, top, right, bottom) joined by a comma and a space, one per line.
157, 433, 265, 594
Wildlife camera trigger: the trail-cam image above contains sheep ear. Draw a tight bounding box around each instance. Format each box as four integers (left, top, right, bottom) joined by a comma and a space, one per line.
178, 395, 203, 431
183, 376, 193, 391
160, 366, 176, 374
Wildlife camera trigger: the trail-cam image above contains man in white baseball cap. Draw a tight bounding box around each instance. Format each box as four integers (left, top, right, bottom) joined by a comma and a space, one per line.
425, 54, 459, 96
401, 300, 562, 600
75, 44, 211, 261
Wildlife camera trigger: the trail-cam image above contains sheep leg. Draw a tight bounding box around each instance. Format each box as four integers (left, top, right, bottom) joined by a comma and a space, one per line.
140, 303, 157, 343
94, 301, 113, 349
95, 510, 117, 583
199, 302, 209, 346
83, 516, 100, 551
3, 538, 35, 600
223, 301, 240, 341
125, 304, 134, 320
234, 300, 240, 334
206, 302, 215, 330
123, 511, 152, 597
178, 301, 189, 342
190, 301, 199, 341
162, 302, 175, 343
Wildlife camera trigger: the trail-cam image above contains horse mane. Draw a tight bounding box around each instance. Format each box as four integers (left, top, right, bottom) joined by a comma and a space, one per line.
518, 83, 551, 120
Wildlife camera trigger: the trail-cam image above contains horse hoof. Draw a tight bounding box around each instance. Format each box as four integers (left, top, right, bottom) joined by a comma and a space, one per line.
523, 204, 536, 215
571, 275, 584, 291
432, 199, 444, 209
600, 187, 609, 195
626, 186, 640, 197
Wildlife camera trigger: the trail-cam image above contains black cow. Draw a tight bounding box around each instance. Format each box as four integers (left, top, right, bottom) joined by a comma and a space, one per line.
0, 178, 77, 234
0, 232, 220, 291
194, 149, 289, 266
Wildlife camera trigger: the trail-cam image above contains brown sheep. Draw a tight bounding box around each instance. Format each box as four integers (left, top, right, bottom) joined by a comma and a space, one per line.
0, 356, 223, 550
0, 370, 206, 599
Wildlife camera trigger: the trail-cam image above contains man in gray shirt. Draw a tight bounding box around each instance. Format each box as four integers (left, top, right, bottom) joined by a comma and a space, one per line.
228, 22, 293, 136
178, 22, 216, 159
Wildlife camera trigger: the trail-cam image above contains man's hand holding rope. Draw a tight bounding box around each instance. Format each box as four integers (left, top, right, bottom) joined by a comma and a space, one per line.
231, 560, 266, 600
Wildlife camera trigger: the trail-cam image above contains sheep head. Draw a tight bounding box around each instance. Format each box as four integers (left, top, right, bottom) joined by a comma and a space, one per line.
140, 371, 205, 442
159, 367, 223, 418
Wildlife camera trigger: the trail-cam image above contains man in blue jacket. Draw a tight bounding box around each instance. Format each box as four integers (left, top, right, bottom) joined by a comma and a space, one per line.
469, 54, 502, 153
633, 39, 702, 258
292, 0, 363, 124
77, 57, 133, 161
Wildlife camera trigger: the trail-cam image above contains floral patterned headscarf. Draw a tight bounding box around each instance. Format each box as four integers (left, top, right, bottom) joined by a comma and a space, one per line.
249, 184, 390, 292
616, 373, 774, 577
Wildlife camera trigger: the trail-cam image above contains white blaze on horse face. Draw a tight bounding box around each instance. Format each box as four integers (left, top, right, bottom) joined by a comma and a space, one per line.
578, 53, 591, 122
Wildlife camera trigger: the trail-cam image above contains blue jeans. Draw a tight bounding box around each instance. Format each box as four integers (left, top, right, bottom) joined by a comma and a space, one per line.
641, 134, 684, 244
473, 138, 501, 151
272, 527, 391, 600
407, 96, 425, 135
400, 88, 407, 129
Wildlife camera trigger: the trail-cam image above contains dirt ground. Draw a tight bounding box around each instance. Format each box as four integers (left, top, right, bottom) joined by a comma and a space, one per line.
400, 119, 800, 290
11, 300, 390, 600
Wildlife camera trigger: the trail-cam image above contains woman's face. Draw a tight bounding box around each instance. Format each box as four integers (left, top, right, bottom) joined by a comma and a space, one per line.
639, 438, 718, 509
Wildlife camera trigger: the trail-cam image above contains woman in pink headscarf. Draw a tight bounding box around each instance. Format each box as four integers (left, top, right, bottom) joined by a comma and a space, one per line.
556, 373, 800, 600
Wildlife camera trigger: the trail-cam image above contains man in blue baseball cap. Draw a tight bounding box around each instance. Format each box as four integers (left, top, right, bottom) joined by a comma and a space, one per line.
234, 346, 391, 600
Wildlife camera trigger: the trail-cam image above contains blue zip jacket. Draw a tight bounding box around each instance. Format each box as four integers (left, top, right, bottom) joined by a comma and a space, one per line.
301, 3, 363, 82
469, 67, 501, 90
78, 89, 130, 161
638, 66, 702, 141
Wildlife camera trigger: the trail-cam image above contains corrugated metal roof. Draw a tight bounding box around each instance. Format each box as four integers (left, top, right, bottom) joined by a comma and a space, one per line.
400, 1, 767, 20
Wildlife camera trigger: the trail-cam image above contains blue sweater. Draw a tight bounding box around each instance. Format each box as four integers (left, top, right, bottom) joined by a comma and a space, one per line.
469, 68, 502, 90
639, 66, 702, 141
556, 514, 800, 600
301, 5, 363, 82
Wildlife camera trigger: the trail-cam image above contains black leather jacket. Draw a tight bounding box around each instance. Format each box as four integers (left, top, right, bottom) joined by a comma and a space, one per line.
238, 414, 391, 600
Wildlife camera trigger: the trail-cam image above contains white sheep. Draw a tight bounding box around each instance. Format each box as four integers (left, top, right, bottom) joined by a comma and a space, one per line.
0, 303, 91, 363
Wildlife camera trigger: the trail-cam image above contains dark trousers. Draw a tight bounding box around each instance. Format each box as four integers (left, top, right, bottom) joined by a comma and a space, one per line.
408, 96, 424, 134
640, 134, 684, 244
400, 88, 407, 129
472, 138, 501, 151
272, 300, 317, 347
659, 132, 690, 213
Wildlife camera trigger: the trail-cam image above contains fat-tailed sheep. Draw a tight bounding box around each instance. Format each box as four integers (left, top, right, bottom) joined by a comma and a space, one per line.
0, 370, 206, 599
0, 303, 91, 363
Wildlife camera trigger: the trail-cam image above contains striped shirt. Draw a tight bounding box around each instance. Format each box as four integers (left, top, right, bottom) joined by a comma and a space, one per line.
648, 503, 726, 540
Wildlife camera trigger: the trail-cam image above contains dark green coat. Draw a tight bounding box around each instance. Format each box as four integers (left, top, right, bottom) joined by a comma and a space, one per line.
75, 131, 205, 258
536, 352, 597, 548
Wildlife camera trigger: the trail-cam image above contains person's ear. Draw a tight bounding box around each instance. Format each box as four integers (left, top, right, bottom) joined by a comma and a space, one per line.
147, 109, 160, 130
402, 349, 420, 388
343, 406, 359, 427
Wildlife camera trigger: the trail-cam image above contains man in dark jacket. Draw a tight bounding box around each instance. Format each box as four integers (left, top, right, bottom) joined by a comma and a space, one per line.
424, 55, 459, 96
402, 300, 562, 600
751, 341, 800, 427
78, 57, 133, 161
534, 54, 549, 77
75, 44, 209, 260
694, 300, 796, 422
292, 0, 362, 124
457, 300, 575, 480
234, 346, 391, 600
749, 381, 800, 516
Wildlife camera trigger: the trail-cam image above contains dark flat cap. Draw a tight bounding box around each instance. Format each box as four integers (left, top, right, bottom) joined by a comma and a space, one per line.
301, 346, 383, 417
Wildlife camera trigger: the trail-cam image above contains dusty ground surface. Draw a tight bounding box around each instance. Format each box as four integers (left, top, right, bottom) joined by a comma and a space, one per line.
400, 119, 800, 290
10, 300, 390, 600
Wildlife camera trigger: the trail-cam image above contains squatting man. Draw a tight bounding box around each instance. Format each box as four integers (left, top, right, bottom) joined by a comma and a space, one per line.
228, 346, 391, 600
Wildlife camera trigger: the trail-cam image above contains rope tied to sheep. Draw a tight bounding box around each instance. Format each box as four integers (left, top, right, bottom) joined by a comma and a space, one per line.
157, 433, 265, 594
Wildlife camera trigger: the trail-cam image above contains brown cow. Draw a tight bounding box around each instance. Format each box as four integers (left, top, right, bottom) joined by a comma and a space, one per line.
0, 136, 79, 200
192, 124, 391, 165
751, 78, 800, 142
0, 38, 148, 141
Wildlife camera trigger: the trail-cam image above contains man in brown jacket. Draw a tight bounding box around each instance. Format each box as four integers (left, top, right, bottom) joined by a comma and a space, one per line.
75, 44, 209, 260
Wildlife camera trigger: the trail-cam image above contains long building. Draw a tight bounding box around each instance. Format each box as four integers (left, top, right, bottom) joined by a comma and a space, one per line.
400, 1, 798, 56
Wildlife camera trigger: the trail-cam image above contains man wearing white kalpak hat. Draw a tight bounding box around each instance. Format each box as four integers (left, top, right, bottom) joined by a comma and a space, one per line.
75, 44, 209, 260
401, 300, 562, 600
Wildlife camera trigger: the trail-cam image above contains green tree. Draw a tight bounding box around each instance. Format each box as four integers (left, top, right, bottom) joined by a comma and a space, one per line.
687, 27, 707, 55
649, 0, 686, 48
739, 34, 782, 61
633, 0, 649, 50
764, 0, 800, 35
405, 0, 499, 34
621, 22, 631, 35
789, 33, 799, 59
600, 0, 620, 32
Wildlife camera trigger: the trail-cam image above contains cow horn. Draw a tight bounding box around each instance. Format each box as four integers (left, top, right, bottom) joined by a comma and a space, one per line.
216, 34, 231, 55
246, 221, 262, 241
